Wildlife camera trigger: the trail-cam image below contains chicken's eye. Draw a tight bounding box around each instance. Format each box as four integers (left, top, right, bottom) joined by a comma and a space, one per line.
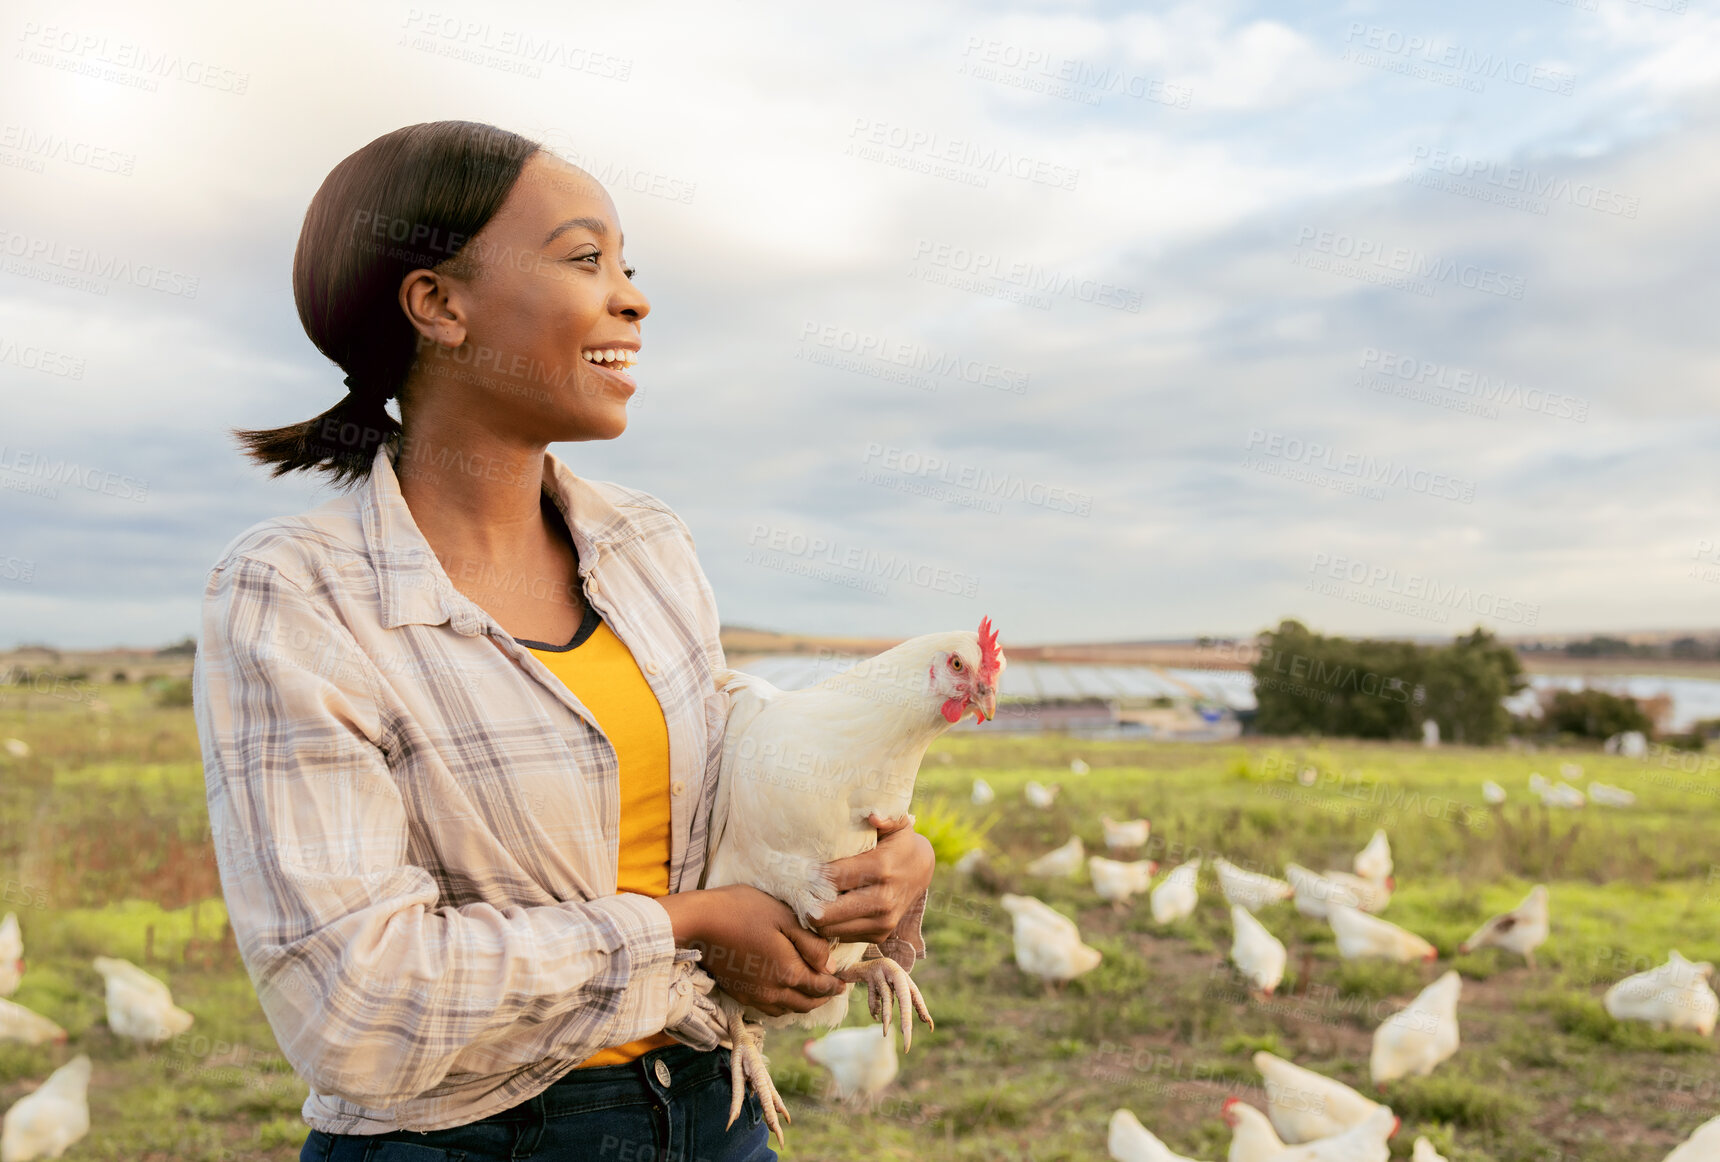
949, 656, 964, 672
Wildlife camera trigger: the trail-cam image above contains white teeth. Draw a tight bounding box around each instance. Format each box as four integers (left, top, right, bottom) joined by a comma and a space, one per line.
583, 349, 635, 365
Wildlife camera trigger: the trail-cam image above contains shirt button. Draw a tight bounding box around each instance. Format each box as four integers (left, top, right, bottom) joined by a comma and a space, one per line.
645, 660, 660, 675
653, 1059, 672, 1087
671, 780, 687, 796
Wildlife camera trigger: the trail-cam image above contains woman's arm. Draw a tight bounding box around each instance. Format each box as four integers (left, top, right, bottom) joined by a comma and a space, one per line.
194, 553, 725, 1109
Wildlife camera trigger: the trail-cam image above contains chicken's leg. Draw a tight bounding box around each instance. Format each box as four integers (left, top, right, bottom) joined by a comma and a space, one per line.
724, 1005, 789, 1144
838, 954, 933, 1051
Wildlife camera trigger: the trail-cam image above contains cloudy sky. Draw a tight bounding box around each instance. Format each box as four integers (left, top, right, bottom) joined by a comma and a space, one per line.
2, 0, 1718, 649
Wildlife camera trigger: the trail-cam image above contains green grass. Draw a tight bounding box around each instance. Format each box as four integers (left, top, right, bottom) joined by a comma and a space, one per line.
2, 685, 1718, 1159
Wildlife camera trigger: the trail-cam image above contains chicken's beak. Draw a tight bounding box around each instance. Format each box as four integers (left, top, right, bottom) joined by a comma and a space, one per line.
974, 683, 996, 724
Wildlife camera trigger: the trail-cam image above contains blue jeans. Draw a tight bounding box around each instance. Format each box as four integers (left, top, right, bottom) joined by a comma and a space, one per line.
299, 1044, 773, 1162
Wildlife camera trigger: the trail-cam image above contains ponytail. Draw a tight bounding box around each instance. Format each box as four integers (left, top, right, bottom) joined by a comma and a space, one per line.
235, 375, 402, 487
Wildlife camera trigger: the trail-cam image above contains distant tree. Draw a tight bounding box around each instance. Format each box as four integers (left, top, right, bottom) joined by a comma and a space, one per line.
1563, 635, 1638, 658
1543, 688, 1652, 740
1419, 629, 1525, 746
155, 637, 197, 658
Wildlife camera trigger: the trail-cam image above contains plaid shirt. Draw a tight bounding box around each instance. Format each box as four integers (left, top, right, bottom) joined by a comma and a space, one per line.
192, 441, 732, 1135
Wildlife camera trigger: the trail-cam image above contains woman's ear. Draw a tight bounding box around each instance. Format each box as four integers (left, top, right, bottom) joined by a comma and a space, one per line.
399, 268, 468, 350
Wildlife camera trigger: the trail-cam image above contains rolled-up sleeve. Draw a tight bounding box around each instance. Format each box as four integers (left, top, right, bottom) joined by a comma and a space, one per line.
193, 555, 694, 1110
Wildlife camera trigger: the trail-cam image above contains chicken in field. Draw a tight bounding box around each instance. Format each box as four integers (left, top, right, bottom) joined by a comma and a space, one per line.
1370, 970, 1461, 1085
1026, 836, 1085, 878
0, 740, 26, 759
1222, 1098, 1285, 1162
803, 1026, 897, 1108
1353, 830, 1392, 881
1603, 950, 1719, 1035
1152, 858, 1201, 924
1587, 781, 1635, 807
1264, 1106, 1397, 1162
1481, 780, 1506, 805
1458, 884, 1549, 967
1320, 870, 1391, 914
1328, 904, 1436, 963
971, 777, 995, 806
1108, 1109, 1204, 1162
1285, 865, 1386, 920
1666, 1113, 1720, 1162
0, 914, 21, 997
0, 998, 65, 1046
91, 956, 193, 1043
1001, 894, 1102, 987
953, 848, 986, 876
1411, 1139, 1448, 1162
1071, 758, 1092, 775
1252, 1052, 1389, 1143
1527, 772, 1547, 795
699, 617, 1004, 1139
1025, 781, 1060, 809
0, 1053, 90, 1162
1559, 761, 1583, 781
1216, 858, 1294, 913
1090, 856, 1157, 909
1230, 906, 1287, 996
1102, 816, 1150, 851
1540, 781, 1585, 809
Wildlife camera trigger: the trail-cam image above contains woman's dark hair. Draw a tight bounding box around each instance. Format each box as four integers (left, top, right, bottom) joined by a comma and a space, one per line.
236, 121, 541, 485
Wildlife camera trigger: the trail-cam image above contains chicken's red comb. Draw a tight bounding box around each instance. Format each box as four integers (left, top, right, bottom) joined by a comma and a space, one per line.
977, 616, 1002, 679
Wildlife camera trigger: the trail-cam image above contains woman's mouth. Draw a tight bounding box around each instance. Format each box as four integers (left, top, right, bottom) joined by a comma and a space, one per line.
581, 347, 638, 391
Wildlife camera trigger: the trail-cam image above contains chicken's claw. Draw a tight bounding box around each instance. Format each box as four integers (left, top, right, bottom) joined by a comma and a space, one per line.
838, 954, 933, 1052
725, 1008, 789, 1145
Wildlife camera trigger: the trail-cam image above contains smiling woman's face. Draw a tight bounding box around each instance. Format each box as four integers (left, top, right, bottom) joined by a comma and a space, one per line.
405, 151, 650, 444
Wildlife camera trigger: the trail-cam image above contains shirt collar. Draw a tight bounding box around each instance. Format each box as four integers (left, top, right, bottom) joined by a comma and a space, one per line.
359, 441, 625, 633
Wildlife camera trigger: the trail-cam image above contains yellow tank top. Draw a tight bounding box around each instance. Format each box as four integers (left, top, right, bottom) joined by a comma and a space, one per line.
525, 609, 678, 1067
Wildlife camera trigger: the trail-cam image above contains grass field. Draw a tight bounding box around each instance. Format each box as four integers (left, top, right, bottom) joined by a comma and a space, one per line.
2, 682, 1718, 1160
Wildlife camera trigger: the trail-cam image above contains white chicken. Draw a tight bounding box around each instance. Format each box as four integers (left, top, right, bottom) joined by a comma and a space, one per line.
1559, 761, 1583, 781
0, 1053, 90, 1162
971, 777, 995, 806
1285, 865, 1388, 920
1000, 894, 1102, 986
1327, 904, 1436, 963
1222, 1098, 1286, 1162
1353, 830, 1392, 881
1481, 780, 1506, 805
1151, 858, 1201, 925
1025, 781, 1060, 809
1587, 781, 1635, 807
698, 617, 1005, 1138
1540, 781, 1586, 809
1370, 970, 1461, 1084
1230, 905, 1287, 996
91, 956, 193, 1043
1090, 856, 1157, 908
1071, 758, 1092, 775
953, 848, 986, 876
1458, 884, 1549, 967
1108, 1109, 1203, 1162
803, 1025, 897, 1108
1321, 870, 1391, 914
1215, 857, 1294, 913
1665, 1113, 1720, 1162
1410, 1138, 1448, 1162
1102, 816, 1151, 851
1603, 950, 1719, 1035
0, 739, 26, 759
1263, 1106, 1397, 1162
1253, 1052, 1389, 1144
1527, 771, 1547, 795
1026, 836, 1085, 878
0, 914, 21, 997
0, 998, 66, 1046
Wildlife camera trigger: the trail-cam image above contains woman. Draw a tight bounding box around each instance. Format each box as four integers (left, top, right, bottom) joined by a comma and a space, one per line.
192, 121, 935, 1162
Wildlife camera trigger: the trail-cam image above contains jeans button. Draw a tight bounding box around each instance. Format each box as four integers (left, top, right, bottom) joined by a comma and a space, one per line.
653, 1058, 672, 1087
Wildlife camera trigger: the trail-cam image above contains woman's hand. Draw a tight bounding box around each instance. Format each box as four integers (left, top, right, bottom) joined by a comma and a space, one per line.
809, 813, 936, 946
659, 885, 846, 1017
